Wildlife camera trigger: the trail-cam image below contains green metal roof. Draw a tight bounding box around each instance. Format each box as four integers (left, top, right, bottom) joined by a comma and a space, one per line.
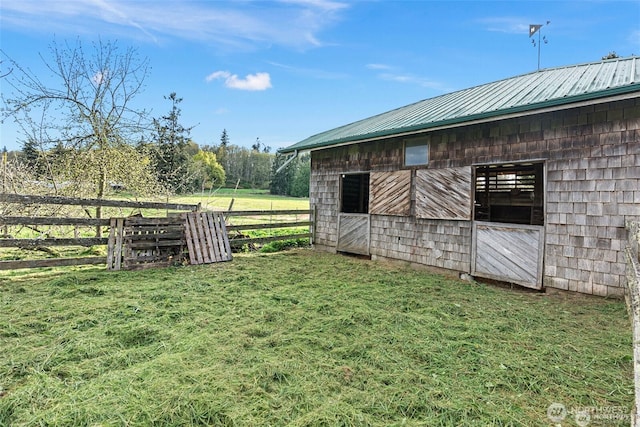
280, 57, 640, 154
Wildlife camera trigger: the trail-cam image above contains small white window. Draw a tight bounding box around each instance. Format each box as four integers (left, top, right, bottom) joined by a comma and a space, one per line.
404, 138, 429, 166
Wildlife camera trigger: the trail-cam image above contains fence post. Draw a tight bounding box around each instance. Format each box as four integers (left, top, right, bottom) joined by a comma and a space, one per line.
625, 221, 640, 426
311, 205, 317, 246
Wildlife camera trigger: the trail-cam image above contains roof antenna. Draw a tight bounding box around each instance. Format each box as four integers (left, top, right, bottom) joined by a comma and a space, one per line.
530, 21, 550, 71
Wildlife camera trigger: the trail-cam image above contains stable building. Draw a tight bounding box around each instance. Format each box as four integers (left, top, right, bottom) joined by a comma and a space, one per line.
280, 57, 640, 297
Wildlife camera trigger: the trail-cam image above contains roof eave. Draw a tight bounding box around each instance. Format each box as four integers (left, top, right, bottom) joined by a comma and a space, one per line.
278, 84, 640, 154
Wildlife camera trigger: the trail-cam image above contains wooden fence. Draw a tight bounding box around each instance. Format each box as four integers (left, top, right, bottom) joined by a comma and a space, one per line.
625, 220, 640, 426
0, 194, 312, 271
225, 209, 313, 248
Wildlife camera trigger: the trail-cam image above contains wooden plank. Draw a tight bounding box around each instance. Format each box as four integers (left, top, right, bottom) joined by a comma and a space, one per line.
217, 213, 232, 260
416, 167, 472, 220
124, 217, 186, 226
195, 212, 211, 263
123, 231, 184, 241
125, 240, 186, 249
471, 222, 544, 289
337, 213, 370, 255
369, 171, 411, 216
0, 238, 108, 248
123, 252, 179, 262
0, 193, 200, 211
187, 214, 204, 264
205, 212, 222, 262
0, 256, 105, 270
225, 221, 312, 231
183, 214, 197, 265
0, 216, 110, 226
107, 218, 117, 270
113, 218, 124, 271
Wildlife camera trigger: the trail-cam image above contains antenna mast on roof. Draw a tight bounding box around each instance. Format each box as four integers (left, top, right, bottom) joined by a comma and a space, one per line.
530, 21, 550, 70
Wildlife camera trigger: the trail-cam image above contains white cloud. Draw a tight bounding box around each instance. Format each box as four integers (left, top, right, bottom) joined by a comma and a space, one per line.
378, 72, 447, 91
0, 0, 348, 49
206, 71, 272, 91
268, 61, 347, 79
477, 17, 530, 34
366, 63, 448, 91
366, 63, 393, 70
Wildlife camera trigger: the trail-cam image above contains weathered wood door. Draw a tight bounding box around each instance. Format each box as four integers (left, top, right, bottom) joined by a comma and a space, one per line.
471, 222, 545, 289
337, 213, 370, 255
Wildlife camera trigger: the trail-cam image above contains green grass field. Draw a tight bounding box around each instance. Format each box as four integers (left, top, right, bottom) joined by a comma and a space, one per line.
169, 188, 310, 212
0, 249, 633, 426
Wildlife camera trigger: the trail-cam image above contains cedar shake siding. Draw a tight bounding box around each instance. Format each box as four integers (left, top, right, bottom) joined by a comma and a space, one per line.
309, 98, 640, 297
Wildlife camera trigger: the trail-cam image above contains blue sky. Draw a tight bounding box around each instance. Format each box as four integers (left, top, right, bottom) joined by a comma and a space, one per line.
1, 0, 639, 152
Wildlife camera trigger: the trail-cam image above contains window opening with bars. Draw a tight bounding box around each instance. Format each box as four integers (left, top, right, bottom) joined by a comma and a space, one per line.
474, 163, 544, 225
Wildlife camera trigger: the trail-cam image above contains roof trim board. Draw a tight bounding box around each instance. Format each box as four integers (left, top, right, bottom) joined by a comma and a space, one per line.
280, 58, 640, 154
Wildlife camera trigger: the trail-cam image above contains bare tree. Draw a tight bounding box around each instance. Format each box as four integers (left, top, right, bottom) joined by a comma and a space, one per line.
1, 39, 158, 235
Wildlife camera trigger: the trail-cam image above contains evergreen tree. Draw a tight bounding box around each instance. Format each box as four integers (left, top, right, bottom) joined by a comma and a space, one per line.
21, 139, 39, 166
290, 154, 310, 197
220, 129, 229, 147
270, 153, 295, 195
151, 93, 195, 193
269, 153, 309, 197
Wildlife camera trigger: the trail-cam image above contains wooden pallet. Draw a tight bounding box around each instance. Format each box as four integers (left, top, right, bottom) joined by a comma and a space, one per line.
107, 216, 187, 270
107, 212, 232, 270
183, 212, 232, 264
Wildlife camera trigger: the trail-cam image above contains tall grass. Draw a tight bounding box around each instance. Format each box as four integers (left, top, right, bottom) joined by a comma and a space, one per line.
0, 250, 632, 426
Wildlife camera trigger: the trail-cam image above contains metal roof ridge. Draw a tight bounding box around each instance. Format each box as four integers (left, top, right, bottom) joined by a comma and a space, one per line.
279, 57, 640, 154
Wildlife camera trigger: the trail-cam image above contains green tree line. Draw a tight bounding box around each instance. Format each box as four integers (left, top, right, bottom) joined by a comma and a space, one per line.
1, 39, 309, 200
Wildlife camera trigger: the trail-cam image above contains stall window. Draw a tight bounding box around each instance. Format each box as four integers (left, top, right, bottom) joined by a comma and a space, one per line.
404, 138, 429, 166
341, 173, 370, 213
474, 163, 544, 225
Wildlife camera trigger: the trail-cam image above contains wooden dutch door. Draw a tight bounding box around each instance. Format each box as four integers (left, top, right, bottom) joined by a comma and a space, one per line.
337, 170, 412, 256
471, 163, 545, 289
337, 173, 371, 255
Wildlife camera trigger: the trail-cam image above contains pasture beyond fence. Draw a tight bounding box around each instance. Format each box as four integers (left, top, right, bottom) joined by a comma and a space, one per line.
625, 220, 640, 426
0, 193, 312, 271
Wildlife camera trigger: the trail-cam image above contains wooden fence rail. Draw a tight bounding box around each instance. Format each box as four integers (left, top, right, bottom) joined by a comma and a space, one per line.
221, 209, 313, 249
0, 193, 201, 211
0, 216, 111, 226
0, 195, 312, 271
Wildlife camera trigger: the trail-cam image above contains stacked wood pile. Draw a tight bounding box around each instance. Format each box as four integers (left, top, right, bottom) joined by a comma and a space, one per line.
0, 193, 200, 271
107, 216, 190, 271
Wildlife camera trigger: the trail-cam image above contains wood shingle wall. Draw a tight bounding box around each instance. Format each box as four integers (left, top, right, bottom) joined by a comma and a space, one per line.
310, 97, 640, 296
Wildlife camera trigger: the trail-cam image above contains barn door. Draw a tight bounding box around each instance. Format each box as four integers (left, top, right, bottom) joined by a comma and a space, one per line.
336, 173, 370, 255
472, 222, 544, 289
337, 213, 370, 255
471, 162, 545, 289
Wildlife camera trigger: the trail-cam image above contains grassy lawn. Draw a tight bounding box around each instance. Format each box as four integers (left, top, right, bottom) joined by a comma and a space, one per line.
167, 189, 309, 212
0, 249, 632, 426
